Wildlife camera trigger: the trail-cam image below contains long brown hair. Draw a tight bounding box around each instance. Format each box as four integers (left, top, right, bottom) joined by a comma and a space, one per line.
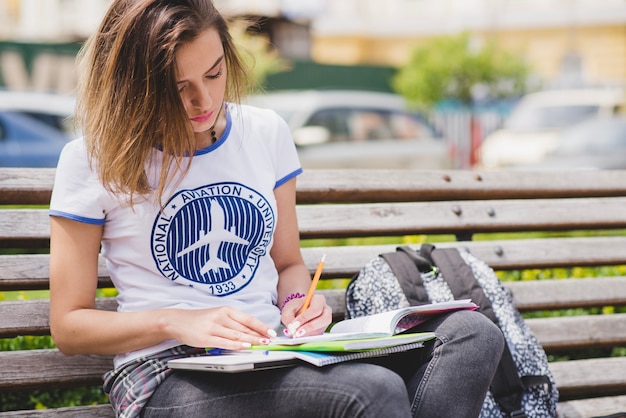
75, 0, 250, 205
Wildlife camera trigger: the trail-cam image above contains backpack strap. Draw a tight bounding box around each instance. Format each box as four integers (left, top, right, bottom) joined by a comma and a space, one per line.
379, 249, 430, 306
422, 246, 497, 324
396, 246, 434, 274
422, 245, 528, 418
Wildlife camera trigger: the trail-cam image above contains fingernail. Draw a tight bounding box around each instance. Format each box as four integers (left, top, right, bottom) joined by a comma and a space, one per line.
241, 342, 251, 348
288, 321, 300, 335
283, 328, 291, 336
259, 338, 270, 345
267, 329, 277, 338
295, 328, 306, 338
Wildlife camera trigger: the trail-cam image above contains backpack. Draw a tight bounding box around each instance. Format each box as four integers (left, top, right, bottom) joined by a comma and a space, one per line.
346, 244, 558, 418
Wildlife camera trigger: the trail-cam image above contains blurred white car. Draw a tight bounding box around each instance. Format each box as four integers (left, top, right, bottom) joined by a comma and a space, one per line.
0, 89, 76, 137
520, 116, 626, 170
479, 89, 624, 169
247, 90, 452, 169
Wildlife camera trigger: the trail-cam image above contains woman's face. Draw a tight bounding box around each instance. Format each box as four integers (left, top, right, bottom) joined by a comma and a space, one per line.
175, 27, 227, 147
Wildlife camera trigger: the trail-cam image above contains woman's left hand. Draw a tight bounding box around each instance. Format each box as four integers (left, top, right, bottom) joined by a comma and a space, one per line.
281, 293, 332, 338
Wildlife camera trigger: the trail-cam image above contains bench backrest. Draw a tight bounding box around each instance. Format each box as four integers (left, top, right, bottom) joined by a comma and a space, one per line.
1, 168, 626, 412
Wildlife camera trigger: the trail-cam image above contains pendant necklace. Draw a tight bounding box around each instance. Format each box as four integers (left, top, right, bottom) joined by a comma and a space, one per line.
209, 103, 223, 144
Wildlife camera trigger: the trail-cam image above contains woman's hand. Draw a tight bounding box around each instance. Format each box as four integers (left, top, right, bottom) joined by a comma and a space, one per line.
281, 293, 332, 338
167, 306, 277, 350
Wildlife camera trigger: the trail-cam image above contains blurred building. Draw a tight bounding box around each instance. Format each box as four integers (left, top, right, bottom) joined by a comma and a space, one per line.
0, 0, 624, 91
0, 0, 109, 41
311, 0, 626, 89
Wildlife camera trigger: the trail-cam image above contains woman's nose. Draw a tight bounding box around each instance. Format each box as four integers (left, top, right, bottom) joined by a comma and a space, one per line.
191, 84, 212, 109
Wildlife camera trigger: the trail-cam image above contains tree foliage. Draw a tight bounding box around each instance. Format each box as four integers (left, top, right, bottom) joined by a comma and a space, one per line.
229, 20, 290, 92
392, 32, 531, 109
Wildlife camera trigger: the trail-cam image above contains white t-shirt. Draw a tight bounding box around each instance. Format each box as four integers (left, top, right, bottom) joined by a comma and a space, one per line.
49, 104, 302, 367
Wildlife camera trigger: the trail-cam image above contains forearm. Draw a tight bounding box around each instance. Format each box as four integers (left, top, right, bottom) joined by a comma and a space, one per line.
51, 307, 181, 356
52, 303, 276, 356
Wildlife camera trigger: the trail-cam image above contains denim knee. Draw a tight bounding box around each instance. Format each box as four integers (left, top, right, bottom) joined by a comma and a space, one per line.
439, 309, 504, 351
344, 363, 412, 418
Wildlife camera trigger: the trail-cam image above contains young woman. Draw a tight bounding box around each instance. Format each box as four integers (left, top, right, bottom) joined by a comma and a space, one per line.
49, 1, 504, 417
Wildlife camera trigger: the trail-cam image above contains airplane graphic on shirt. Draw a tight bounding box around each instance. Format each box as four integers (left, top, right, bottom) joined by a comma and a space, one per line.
176, 201, 249, 274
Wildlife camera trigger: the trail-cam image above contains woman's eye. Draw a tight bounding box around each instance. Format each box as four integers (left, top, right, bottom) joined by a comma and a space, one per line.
207, 70, 222, 80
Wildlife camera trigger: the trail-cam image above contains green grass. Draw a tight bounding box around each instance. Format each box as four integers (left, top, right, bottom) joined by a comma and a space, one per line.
1, 387, 109, 413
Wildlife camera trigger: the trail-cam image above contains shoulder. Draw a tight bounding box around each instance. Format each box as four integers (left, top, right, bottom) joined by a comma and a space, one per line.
228, 103, 293, 148
61, 136, 88, 156
57, 137, 91, 173
232, 103, 287, 128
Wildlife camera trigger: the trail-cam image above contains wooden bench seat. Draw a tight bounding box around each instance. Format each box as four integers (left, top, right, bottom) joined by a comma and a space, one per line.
1, 168, 626, 417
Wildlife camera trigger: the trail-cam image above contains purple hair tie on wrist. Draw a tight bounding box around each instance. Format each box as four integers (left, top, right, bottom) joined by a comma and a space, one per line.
280, 292, 306, 311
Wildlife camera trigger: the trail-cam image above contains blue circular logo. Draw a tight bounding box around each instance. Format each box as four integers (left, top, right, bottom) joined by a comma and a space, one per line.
151, 182, 275, 295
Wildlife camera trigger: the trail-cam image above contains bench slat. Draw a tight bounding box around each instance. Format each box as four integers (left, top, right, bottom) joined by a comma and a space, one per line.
297, 197, 626, 238
5, 197, 626, 244
551, 357, 626, 399
557, 395, 626, 418
1, 393, 625, 418
0, 254, 109, 290
3, 296, 625, 353
0, 168, 55, 206
4, 279, 626, 335
296, 169, 626, 203
526, 313, 626, 351
3, 240, 626, 297
0, 404, 114, 417
2, 210, 47, 238
300, 237, 626, 279
3, 390, 626, 418
0, 349, 112, 391
4, 236, 626, 286
0, 347, 623, 401
0, 299, 117, 338
4, 169, 626, 206
2, 269, 626, 315
507, 277, 626, 311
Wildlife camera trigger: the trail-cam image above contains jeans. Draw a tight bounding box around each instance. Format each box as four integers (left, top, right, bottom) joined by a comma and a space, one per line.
141, 310, 504, 418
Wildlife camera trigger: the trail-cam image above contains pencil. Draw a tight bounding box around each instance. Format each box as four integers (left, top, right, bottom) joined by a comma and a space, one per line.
298, 254, 326, 315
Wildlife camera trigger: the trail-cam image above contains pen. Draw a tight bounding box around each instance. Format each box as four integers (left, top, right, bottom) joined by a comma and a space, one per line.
297, 254, 326, 315
206, 348, 268, 356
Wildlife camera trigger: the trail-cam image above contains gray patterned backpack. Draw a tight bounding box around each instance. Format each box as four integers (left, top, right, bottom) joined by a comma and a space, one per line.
346, 244, 558, 418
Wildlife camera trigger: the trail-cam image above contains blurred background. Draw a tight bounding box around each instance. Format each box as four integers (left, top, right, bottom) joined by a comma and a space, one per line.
0, 0, 624, 169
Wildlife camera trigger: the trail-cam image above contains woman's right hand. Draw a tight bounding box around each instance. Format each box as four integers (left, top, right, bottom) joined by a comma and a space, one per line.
165, 306, 277, 350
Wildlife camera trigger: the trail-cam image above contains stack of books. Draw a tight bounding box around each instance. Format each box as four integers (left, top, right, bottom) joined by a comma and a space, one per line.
167, 299, 476, 372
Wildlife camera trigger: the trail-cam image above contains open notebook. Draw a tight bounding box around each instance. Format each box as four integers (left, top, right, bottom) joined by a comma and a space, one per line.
167, 333, 435, 373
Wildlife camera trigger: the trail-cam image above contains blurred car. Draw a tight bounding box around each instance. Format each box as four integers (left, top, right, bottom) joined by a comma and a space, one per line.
0, 110, 70, 167
247, 90, 452, 169
519, 116, 626, 170
0, 89, 76, 138
479, 88, 624, 169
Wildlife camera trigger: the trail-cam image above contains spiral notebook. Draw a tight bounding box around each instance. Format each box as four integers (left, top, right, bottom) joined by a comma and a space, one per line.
257, 332, 435, 352
167, 340, 429, 373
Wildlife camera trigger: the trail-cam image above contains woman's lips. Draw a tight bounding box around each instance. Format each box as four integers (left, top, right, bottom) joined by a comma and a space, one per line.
191, 111, 213, 123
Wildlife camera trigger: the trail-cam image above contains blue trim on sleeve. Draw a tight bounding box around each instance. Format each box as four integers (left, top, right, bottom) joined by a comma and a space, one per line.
49, 209, 106, 225
275, 167, 303, 189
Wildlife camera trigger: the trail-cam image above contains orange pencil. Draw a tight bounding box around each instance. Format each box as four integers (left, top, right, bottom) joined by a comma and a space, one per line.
298, 254, 326, 315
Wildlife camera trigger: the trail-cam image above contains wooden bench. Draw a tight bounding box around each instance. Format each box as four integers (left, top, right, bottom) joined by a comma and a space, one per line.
1, 167, 626, 417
